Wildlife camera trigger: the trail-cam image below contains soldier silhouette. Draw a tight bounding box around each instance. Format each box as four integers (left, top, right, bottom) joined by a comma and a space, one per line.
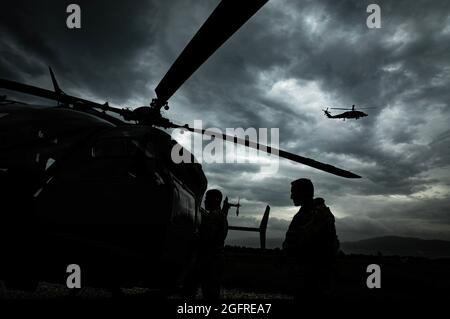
183, 189, 228, 300
282, 178, 339, 299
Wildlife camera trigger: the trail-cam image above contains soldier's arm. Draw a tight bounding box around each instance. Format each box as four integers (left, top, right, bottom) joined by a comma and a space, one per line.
284, 216, 308, 250
294, 208, 335, 245
309, 206, 335, 233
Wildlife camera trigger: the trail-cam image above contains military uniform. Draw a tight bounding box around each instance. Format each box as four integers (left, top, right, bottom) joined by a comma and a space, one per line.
183, 207, 228, 300
198, 208, 228, 300
199, 208, 228, 255
283, 198, 339, 297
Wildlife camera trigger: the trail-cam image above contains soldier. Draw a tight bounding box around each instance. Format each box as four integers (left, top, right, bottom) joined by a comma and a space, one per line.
282, 178, 339, 298
199, 189, 228, 300
183, 189, 228, 300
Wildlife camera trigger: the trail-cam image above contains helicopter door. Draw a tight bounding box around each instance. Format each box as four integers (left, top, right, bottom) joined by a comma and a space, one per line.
171, 178, 196, 229
160, 177, 197, 285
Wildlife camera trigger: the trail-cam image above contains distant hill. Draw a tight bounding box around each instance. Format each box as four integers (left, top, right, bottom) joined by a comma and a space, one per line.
227, 235, 450, 258
341, 236, 450, 258
226, 237, 283, 249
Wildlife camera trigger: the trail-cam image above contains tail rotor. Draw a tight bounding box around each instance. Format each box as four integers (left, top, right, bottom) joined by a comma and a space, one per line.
322, 107, 332, 118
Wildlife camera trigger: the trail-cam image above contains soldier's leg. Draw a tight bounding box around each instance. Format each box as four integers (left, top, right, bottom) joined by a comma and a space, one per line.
201, 255, 222, 301
308, 263, 334, 297
294, 264, 315, 300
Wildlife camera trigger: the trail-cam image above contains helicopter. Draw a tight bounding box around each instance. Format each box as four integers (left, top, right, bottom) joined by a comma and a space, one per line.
323, 104, 376, 120
205, 197, 270, 249
224, 197, 241, 216
0, 0, 360, 293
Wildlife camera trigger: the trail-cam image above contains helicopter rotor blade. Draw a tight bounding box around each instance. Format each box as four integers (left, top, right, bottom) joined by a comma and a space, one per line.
175, 124, 361, 179
0, 78, 94, 106
154, 0, 268, 105
331, 107, 377, 110
0, 78, 133, 118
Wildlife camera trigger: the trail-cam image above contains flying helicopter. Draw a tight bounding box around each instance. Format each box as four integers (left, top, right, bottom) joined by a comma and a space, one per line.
323, 104, 376, 120
0, 0, 360, 293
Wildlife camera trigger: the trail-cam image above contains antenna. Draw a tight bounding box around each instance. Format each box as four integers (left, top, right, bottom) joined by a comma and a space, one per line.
48, 66, 63, 94
48, 66, 66, 107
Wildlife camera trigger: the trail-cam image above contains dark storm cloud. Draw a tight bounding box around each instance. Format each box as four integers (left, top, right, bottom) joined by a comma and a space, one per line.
0, 0, 159, 104
1, 0, 449, 242
190, 0, 450, 242
168, 0, 449, 219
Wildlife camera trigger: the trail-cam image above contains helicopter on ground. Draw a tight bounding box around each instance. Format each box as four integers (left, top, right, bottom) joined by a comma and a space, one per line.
323, 105, 376, 120
0, 0, 360, 293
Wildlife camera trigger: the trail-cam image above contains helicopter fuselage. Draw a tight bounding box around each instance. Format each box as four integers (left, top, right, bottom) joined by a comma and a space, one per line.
325, 110, 368, 120
0, 103, 207, 290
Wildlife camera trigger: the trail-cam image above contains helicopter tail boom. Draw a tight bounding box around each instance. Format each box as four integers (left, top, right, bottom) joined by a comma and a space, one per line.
228, 205, 270, 249
323, 108, 333, 118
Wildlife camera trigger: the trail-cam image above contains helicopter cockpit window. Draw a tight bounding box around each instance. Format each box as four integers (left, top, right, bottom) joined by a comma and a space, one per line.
91, 138, 139, 158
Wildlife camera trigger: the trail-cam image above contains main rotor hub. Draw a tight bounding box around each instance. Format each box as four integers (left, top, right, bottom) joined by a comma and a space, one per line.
130, 105, 173, 128
150, 98, 169, 110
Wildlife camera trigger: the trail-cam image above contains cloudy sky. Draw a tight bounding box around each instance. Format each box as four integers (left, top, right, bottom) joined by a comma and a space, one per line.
1, 0, 449, 247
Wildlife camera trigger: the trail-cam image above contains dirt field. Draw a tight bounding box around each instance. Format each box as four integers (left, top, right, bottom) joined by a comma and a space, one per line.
1, 246, 449, 300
